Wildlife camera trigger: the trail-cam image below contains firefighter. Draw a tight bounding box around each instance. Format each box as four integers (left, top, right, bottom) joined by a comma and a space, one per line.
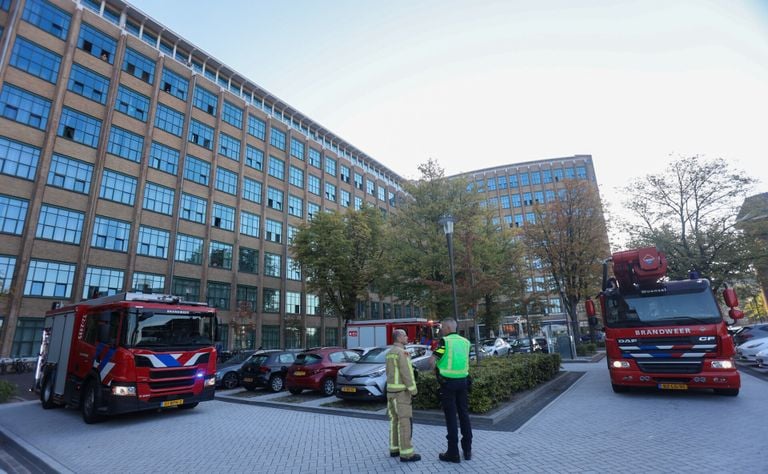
386, 329, 421, 462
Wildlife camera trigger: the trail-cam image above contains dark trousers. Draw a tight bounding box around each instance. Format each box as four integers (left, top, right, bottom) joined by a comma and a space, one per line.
438, 377, 472, 456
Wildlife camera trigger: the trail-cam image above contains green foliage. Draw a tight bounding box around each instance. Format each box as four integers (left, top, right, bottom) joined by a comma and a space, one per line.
0, 380, 16, 403
576, 343, 596, 356
413, 353, 561, 414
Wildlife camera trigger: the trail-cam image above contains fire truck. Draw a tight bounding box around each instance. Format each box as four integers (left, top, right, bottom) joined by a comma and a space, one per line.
345, 318, 441, 350
34, 292, 218, 423
587, 247, 743, 396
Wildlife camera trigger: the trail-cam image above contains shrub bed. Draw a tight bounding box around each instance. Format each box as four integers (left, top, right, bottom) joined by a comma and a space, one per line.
0, 380, 16, 403
576, 343, 597, 356
413, 353, 561, 414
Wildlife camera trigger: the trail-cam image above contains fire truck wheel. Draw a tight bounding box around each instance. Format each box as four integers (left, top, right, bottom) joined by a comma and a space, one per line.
82, 380, 104, 424
320, 378, 336, 397
611, 383, 630, 393
269, 375, 285, 392
40, 373, 57, 409
222, 372, 239, 390
714, 388, 739, 396
178, 402, 198, 410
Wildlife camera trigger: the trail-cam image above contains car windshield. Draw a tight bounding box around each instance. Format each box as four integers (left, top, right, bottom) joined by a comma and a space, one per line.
516, 339, 531, 346
247, 354, 269, 365
125, 310, 215, 349
295, 353, 322, 365
481, 339, 496, 346
605, 288, 722, 328
358, 347, 389, 363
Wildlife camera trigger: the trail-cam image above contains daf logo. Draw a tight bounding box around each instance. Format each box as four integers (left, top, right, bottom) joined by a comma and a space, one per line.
698, 336, 716, 342
617, 338, 638, 344
642, 254, 656, 265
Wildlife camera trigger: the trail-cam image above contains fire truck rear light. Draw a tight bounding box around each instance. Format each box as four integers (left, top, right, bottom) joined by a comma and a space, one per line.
112, 385, 136, 396
611, 360, 631, 369
711, 360, 734, 369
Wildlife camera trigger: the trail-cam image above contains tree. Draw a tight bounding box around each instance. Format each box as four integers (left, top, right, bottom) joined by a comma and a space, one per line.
522, 178, 608, 342
618, 155, 756, 290
290, 206, 386, 335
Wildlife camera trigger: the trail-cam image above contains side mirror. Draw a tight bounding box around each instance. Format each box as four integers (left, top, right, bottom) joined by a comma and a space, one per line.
729, 308, 744, 320
722, 288, 739, 308
585, 299, 596, 317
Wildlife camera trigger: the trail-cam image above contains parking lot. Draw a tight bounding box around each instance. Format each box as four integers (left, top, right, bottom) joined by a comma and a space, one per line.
1, 361, 766, 473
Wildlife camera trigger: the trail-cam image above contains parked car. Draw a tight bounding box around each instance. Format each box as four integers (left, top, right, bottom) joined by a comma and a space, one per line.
336, 345, 432, 401
534, 337, 550, 353
215, 350, 257, 389
481, 338, 511, 356
286, 347, 361, 396
756, 348, 768, 368
736, 336, 768, 363
734, 324, 768, 346
510, 337, 545, 353
469, 345, 490, 361
238, 350, 297, 392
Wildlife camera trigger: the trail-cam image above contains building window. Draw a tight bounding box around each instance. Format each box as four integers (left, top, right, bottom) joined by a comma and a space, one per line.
354, 196, 362, 211
263, 288, 280, 313
91, 216, 130, 252
286, 291, 301, 314
36, 205, 83, 244
354, 173, 363, 191
290, 138, 304, 160
308, 175, 320, 196
266, 187, 283, 211
514, 214, 524, 227
222, 101, 243, 129
137, 226, 169, 258
47, 154, 92, 194
184, 155, 210, 186
248, 114, 266, 140
287, 225, 299, 243
531, 171, 541, 185
0, 84, 51, 130
245, 145, 263, 171
238, 247, 259, 274
58, 107, 101, 148
131, 272, 165, 293
22, 0, 71, 41
553, 169, 564, 182
24, 259, 75, 297
509, 174, 519, 188
175, 234, 203, 264
10, 36, 61, 83
68, 63, 109, 104
209, 241, 232, 269
546, 190, 556, 203
261, 325, 279, 349
519, 173, 529, 186
212, 203, 235, 231
308, 148, 321, 168
340, 190, 350, 208
523, 192, 533, 206
77, 23, 116, 63
577, 166, 587, 179
389, 191, 396, 207
268, 156, 285, 180
10, 318, 44, 358
172, 277, 200, 302
219, 133, 241, 161
512, 194, 521, 208
366, 179, 375, 195
542, 170, 552, 184
215, 167, 238, 195
324, 157, 336, 176
115, 85, 149, 122
306, 294, 319, 316
242, 177, 262, 204
339, 165, 350, 184
0, 195, 28, 235
287, 257, 301, 281
0, 137, 40, 180
193, 85, 218, 116
99, 170, 136, 206
107, 126, 143, 162
265, 219, 282, 243
149, 142, 179, 175
534, 191, 544, 204
236, 285, 258, 311
307, 202, 320, 219
0, 255, 16, 292
188, 119, 214, 149
324, 182, 336, 202
154, 104, 184, 136
264, 252, 281, 277
289, 166, 304, 189
377, 186, 386, 202
288, 195, 303, 218
269, 127, 285, 150
143, 182, 174, 215
565, 167, 576, 179
240, 211, 260, 238
207, 281, 231, 310
161, 67, 188, 100
122, 48, 155, 84
83, 266, 124, 298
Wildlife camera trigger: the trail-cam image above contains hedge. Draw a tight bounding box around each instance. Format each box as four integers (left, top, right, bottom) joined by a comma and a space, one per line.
413, 353, 561, 414
0, 380, 16, 403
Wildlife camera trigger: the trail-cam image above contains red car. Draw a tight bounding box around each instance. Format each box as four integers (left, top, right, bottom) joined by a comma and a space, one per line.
286, 347, 360, 396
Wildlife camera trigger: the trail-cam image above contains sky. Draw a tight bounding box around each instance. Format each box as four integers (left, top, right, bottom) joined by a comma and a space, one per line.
129, 0, 768, 212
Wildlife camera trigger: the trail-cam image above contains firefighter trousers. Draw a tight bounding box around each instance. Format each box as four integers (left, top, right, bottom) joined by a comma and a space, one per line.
387, 391, 414, 458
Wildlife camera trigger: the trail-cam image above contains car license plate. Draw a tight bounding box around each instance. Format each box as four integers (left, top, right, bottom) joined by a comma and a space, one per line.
341, 386, 357, 393
161, 399, 184, 407
243, 377, 253, 383
293, 371, 305, 376
659, 383, 687, 390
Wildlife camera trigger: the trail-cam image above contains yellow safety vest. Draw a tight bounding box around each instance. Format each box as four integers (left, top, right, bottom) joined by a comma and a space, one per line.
386, 344, 417, 393
435, 333, 470, 378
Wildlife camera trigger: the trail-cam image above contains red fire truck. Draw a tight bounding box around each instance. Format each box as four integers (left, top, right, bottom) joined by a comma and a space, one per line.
346, 318, 441, 350
588, 247, 743, 396
34, 292, 218, 423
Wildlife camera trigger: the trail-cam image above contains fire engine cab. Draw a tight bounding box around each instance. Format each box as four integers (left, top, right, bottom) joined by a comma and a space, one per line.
346, 318, 441, 350
34, 292, 218, 423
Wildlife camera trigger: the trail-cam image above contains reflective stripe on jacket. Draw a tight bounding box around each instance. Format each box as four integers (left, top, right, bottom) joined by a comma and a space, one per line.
435, 333, 470, 378
386, 344, 417, 394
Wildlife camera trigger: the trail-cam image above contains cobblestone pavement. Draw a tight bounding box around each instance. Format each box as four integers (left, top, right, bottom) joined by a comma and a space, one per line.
1, 362, 765, 473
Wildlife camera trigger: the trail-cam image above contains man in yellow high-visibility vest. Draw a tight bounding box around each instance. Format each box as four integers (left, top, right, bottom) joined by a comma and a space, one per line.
429, 318, 472, 463
385, 329, 421, 462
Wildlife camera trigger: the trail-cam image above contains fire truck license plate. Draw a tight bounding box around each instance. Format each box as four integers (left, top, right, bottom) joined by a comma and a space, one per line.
293, 371, 305, 376
341, 386, 356, 393
659, 383, 688, 390
161, 399, 184, 407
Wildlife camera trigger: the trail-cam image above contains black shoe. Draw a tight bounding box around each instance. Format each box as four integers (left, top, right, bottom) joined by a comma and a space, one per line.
389, 451, 399, 458
439, 452, 461, 463
464, 451, 471, 461
400, 454, 421, 462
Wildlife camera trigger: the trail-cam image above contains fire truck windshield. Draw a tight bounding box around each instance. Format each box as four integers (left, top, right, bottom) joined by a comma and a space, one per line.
125, 310, 215, 348
605, 288, 722, 328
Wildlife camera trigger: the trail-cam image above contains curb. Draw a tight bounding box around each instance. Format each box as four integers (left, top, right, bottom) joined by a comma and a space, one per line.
0, 420, 75, 474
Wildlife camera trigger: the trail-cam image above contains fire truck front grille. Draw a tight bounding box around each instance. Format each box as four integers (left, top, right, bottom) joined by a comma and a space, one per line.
150, 368, 197, 379
149, 378, 196, 390
636, 360, 703, 374
618, 335, 717, 375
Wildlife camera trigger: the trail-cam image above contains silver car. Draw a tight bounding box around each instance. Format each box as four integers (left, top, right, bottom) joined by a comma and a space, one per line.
336, 345, 431, 401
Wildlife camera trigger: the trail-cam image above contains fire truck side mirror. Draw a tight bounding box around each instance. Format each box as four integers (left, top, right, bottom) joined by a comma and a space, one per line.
722, 288, 739, 308
585, 299, 596, 317
729, 308, 744, 320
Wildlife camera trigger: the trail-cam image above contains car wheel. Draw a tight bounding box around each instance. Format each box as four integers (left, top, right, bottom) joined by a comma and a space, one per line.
178, 402, 199, 409
611, 383, 630, 394
40, 373, 57, 409
289, 388, 303, 395
714, 388, 739, 396
269, 375, 285, 392
81, 380, 103, 424
321, 378, 336, 396
222, 372, 239, 390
